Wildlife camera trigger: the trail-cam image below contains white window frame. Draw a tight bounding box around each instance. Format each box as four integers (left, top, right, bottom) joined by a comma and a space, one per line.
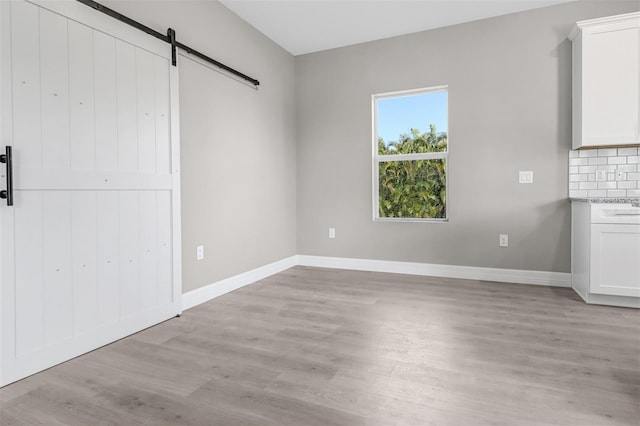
372, 85, 449, 222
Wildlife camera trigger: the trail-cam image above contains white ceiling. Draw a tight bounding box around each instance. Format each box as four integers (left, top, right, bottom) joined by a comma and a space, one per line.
220, 0, 576, 56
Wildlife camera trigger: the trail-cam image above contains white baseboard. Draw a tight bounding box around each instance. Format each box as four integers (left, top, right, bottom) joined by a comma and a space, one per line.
296, 255, 572, 288
182, 256, 298, 311
182, 254, 571, 311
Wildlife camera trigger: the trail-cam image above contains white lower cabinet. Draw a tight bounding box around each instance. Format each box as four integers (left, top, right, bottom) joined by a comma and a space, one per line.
571, 202, 640, 308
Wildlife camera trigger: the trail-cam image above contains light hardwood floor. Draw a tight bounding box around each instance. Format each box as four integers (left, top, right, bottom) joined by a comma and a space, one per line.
1, 266, 639, 425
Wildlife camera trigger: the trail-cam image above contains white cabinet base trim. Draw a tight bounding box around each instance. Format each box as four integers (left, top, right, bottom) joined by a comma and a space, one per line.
573, 289, 640, 309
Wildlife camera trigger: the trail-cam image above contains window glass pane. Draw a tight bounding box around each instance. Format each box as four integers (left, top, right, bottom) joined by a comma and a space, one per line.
378, 159, 446, 219
377, 91, 447, 155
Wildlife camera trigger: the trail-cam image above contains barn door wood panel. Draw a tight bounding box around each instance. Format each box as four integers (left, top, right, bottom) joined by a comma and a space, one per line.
0, 0, 182, 387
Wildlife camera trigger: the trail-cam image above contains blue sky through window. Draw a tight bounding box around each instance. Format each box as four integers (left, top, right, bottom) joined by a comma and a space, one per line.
377, 90, 447, 144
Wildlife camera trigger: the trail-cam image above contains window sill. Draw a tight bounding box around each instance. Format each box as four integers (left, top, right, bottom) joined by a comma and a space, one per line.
374, 217, 449, 223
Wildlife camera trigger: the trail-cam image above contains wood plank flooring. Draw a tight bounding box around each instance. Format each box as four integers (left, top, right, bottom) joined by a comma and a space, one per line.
1, 266, 639, 425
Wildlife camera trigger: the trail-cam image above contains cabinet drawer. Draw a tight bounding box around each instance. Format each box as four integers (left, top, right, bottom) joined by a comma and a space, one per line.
591, 203, 640, 224
590, 224, 640, 297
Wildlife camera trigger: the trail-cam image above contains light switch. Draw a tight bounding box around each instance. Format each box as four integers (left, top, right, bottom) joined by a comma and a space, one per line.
519, 171, 533, 184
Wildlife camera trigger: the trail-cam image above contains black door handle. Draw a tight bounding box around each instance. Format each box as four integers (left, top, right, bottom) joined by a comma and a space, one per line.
0, 146, 13, 206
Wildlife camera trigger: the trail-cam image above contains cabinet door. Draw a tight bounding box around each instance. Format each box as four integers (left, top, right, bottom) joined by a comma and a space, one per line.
590, 224, 640, 297
582, 25, 639, 146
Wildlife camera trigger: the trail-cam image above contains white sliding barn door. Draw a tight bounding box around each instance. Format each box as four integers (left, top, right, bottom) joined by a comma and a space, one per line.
0, 0, 182, 386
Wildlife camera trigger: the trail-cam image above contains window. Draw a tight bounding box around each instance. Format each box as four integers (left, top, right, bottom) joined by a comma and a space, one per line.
373, 86, 448, 221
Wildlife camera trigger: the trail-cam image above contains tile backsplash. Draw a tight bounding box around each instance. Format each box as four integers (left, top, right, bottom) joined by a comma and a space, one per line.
569, 147, 639, 199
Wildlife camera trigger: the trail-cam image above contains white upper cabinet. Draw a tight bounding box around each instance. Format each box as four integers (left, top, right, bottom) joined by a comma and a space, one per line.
569, 12, 640, 149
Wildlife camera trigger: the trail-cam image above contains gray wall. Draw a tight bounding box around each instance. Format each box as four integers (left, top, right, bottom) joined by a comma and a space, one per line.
101, 0, 297, 293
295, 1, 638, 273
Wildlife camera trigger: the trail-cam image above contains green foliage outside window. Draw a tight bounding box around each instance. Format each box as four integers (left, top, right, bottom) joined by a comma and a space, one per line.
378, 124, 447, 219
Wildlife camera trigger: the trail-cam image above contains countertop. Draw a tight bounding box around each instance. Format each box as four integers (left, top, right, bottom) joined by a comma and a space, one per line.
570, 198, 640, 204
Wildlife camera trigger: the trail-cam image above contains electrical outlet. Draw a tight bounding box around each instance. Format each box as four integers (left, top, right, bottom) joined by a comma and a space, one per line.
328, 228, 335, 239
499, 234, 509, 247
196, 245, 204, 260
615, 168, 626, 181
